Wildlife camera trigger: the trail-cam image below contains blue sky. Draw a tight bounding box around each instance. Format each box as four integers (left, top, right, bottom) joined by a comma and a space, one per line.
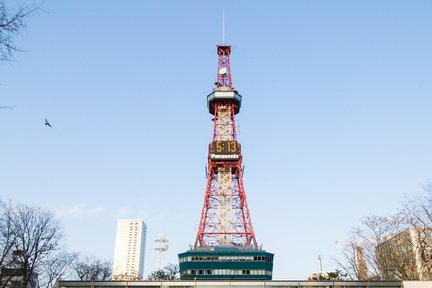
1, 0, 432, 280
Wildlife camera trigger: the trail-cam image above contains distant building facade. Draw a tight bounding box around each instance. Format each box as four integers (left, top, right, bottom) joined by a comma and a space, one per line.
376, 227, 432, 280
0, 250, 38, 288
112, 219, 147, 280
0, 268, 34, 288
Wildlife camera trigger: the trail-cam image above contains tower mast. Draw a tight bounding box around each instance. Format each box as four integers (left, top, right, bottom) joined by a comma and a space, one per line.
195, 43, 257, 249
178, 42, 273, 280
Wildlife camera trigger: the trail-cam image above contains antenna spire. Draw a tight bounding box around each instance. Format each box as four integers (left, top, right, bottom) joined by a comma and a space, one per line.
222, 9, 225, 43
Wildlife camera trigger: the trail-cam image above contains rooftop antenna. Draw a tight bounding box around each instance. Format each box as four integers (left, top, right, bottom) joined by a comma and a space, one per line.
222, 9, 225, 44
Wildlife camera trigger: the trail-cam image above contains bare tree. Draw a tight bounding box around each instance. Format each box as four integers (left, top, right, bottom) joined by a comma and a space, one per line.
13, 203, 63, 287
73, 256, 112, 281
335, 240, 365, 280
0, 201, 19, 288
397, 182, 432, 279
336, 183, 432, 281
147, 264, 179, 281
0, 201, 68, 288
1, 1, 42, 109
336, 215, 404, 280
39, 251, 78, 288
0, 0, 41, 62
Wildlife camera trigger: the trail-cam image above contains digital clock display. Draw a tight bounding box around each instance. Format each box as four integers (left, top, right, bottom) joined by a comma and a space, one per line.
212, 141, 238, 154
210, 141, 240, 160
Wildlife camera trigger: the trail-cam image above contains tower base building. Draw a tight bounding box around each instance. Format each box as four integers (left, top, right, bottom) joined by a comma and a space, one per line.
179, 246, 273, 280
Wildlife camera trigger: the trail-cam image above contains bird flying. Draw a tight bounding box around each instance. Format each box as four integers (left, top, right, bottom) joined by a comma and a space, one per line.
45, 118, 52, 127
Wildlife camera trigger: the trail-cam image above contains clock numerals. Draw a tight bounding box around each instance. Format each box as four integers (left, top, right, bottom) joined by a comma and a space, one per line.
228, 141, 236, 152
212, 141, 239, 154
216, 141, 223, 153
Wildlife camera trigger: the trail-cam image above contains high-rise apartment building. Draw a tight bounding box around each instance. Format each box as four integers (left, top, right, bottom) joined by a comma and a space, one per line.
112, 219, 147, 280
376, 227, 432, 280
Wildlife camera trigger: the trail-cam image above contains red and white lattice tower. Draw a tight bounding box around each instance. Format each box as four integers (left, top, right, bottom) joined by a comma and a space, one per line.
195, 44, 258, 249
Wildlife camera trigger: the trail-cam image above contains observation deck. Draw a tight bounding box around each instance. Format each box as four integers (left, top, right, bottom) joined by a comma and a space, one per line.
207, 88, 242, 115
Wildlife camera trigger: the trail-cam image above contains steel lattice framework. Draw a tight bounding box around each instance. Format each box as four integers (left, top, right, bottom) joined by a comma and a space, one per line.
215, 45, 233, 89
194, 44, 258, 249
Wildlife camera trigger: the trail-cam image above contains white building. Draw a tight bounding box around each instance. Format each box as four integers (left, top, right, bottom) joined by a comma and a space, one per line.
112, 219, 147, 280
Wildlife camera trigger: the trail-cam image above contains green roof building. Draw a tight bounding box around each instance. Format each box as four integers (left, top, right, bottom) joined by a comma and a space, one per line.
179, 246, 273, 280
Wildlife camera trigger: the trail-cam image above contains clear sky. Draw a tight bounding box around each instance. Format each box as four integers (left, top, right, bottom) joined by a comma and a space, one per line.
1, 0, 432, 280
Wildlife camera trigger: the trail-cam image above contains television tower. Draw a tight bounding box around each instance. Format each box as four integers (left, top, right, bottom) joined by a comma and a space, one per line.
195, 43, 256, 249
178, 42, 274, 280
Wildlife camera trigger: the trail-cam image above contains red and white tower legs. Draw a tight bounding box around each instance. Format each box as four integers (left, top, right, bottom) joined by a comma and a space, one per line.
178, 42, 273, 281
195, 45, 257, 249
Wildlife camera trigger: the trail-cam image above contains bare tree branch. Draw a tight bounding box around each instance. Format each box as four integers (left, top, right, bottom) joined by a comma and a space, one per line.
147, 264, 179, 281
336, 182, 432, 281
0, 0, 43, 62
73, 256, 112, 281
39, 251, 78, 288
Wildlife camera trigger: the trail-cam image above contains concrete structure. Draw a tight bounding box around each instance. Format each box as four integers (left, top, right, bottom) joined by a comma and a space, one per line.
113, 219, 147, 280
57, 280, 416, 288
355, 246, 368, 280
376, 227, 432, 280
